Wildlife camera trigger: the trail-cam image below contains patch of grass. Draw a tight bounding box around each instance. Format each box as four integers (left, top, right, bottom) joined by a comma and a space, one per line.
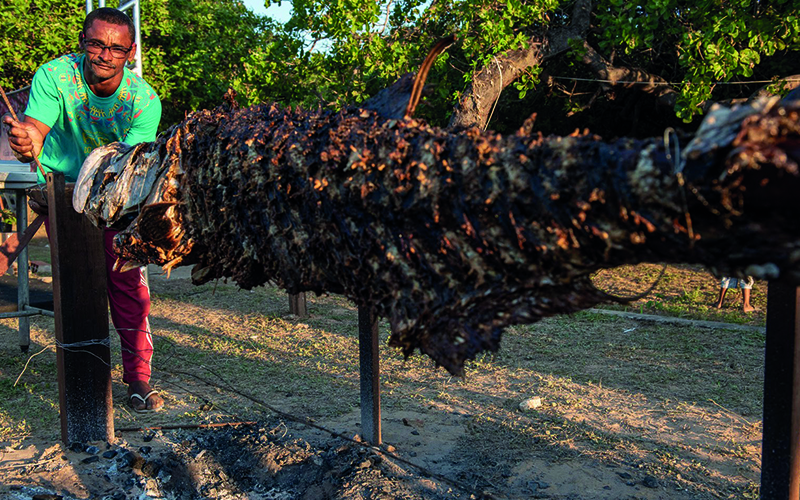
592, 263, 767, 326
505, 315, 764, 417
0, 342, 59, 441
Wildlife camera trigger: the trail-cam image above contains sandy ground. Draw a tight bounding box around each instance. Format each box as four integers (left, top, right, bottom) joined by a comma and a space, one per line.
0, 265, 763, 499
1, 406, 719, 500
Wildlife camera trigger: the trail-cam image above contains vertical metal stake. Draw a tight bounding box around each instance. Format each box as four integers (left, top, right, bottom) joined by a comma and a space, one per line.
48, 173, 113, 444
15, 189, 30, 352
358, 305, 381, 445
760, 280, 800, 500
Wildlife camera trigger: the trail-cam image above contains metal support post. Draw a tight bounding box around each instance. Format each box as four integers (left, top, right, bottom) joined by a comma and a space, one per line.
48, 173, 114, 444
15, 189, 30, 352
358, 305, 381, 445
761, 280, 800, 500
86, 0, 143, 77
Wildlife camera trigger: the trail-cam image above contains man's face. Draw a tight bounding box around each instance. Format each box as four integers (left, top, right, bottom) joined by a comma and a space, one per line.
81, 19, 135, 82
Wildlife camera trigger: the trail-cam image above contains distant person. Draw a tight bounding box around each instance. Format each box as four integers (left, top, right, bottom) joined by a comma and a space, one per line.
715, 276, 755, 313
2, 8, 163, 412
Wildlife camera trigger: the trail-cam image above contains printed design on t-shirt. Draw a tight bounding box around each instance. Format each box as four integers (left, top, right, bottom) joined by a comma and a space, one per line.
46, 54, 157, 154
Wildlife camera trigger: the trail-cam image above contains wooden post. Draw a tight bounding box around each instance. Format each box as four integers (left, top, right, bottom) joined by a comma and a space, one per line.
47, 173, 114, 444
288, 292, 307, 317
358, 305, 381, 445
761, 280, 800, 500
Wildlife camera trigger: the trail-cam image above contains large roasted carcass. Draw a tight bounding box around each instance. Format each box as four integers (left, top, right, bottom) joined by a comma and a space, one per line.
73, 96, 800, 374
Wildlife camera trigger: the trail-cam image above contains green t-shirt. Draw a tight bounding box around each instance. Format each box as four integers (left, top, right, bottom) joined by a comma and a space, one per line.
25, 53, 161, 182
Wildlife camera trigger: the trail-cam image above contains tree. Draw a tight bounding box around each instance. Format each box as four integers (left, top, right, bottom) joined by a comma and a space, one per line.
138, 0, 284, 125
254, 0, 800, 137
0, 0, 84, 90
2, 1, 799, 135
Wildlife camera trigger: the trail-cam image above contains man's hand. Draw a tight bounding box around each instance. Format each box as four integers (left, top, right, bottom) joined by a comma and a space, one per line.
2, 114, 45, 163
27, 199, 48, 216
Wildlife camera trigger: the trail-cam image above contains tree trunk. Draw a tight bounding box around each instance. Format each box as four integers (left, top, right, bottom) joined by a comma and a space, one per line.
74, 97, 800, 375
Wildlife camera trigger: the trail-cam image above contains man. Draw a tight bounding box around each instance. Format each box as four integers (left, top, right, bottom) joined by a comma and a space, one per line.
2, 8, 163, 412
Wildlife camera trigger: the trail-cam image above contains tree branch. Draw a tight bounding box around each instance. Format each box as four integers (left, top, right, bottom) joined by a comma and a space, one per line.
449, 0, 593, 129
578, 41, 678, 109
577, 49, 800, 116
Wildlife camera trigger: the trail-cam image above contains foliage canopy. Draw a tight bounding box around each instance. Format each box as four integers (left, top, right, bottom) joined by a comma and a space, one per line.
1, 0, 798, 135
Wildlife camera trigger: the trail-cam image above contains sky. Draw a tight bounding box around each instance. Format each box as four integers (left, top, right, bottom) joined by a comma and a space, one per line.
242, 0, 332, 52
242, 0, 292, 22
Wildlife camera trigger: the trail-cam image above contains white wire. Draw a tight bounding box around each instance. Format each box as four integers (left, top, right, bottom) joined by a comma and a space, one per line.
56, 338, 111, 349
552, 76, 800, 86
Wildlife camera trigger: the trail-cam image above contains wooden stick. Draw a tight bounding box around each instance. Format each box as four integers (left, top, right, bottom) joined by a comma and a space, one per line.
0, 85, 46, 178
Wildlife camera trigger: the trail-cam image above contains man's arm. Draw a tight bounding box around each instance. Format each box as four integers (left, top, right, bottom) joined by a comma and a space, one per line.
1, 115, 50, 163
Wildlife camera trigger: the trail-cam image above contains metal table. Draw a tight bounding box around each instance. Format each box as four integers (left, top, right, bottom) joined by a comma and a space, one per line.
0, 161, 51, 352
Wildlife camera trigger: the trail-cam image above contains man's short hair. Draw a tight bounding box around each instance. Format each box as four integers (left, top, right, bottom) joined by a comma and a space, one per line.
83, 7, 135, 42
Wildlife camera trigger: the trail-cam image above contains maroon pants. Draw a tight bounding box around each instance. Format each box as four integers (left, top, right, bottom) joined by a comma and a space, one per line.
45, 220, 153, 384
103, 229, 153, 385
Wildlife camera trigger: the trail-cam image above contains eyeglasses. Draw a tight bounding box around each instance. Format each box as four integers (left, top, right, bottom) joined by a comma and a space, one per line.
83, 39, 133, 59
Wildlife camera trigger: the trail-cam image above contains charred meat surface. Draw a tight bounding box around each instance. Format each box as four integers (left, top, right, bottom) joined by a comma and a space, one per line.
75, 97, 800, 374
